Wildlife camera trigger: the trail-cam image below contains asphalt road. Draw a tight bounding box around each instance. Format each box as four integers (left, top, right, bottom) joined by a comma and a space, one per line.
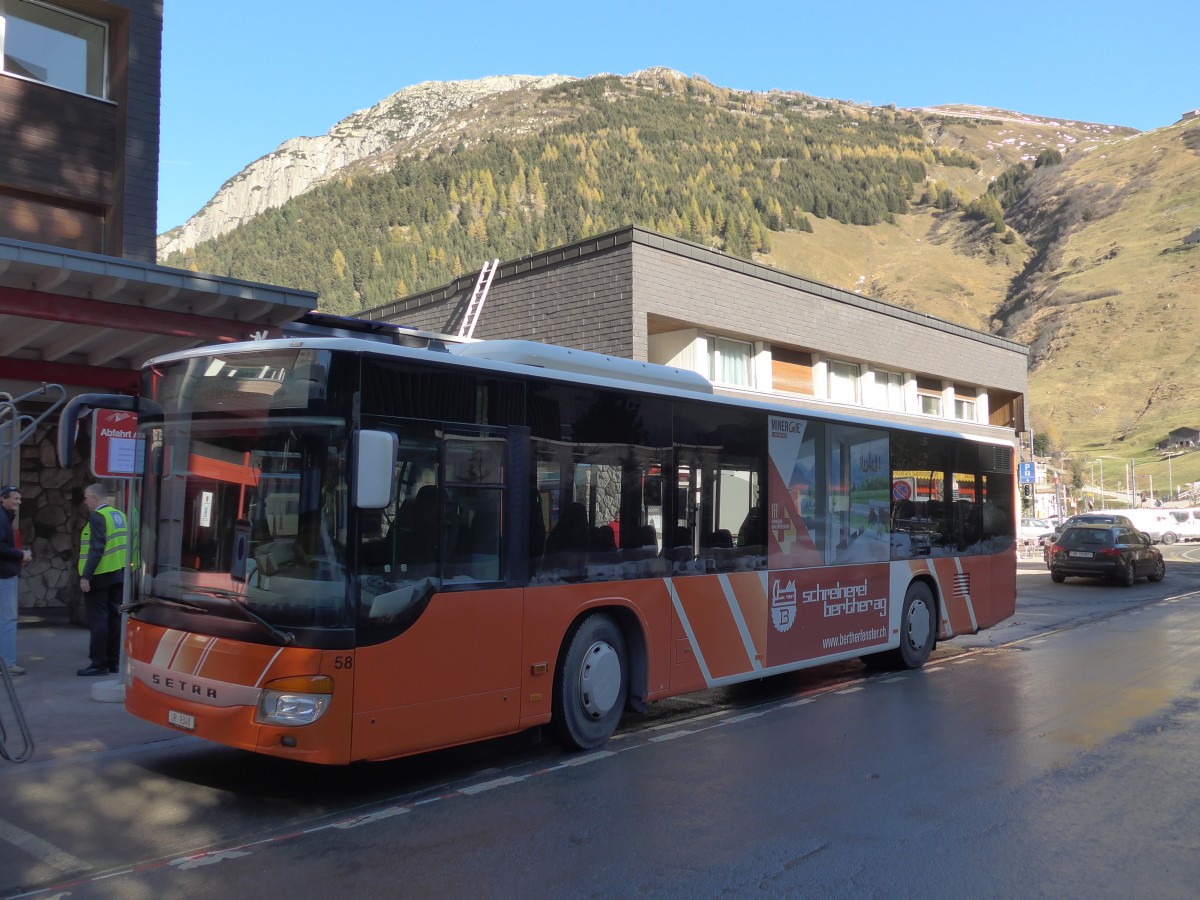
3, 550, 1200, 898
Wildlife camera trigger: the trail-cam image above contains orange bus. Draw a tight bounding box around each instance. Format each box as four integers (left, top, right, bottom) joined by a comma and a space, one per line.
60, 334, 1017, 764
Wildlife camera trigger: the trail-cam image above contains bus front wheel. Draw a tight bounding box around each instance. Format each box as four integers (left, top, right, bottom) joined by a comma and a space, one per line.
551, 613, 629, 751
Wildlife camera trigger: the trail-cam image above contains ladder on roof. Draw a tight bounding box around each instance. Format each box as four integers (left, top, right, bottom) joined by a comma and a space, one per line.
456, 258, 500, 340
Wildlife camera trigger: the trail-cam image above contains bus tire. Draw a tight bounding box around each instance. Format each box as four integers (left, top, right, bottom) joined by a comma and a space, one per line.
862, 581, 936, 671
551, 612, 629, 751
895, 580, 936, 669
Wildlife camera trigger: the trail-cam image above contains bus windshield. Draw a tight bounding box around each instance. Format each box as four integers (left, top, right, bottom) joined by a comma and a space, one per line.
139, 350, 350, 629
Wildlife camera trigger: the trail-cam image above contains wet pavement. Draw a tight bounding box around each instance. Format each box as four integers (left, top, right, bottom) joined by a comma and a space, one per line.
0, 559, 1078, 768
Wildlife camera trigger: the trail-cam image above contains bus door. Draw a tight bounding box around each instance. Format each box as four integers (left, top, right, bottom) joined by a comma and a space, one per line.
351, 423, 526, 760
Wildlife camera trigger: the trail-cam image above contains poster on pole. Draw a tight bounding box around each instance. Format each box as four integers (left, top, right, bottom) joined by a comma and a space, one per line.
90, 409, 143, 479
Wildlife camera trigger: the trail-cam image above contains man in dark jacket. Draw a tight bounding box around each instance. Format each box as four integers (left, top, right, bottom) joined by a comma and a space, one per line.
1, 485, 32, 676
77, 484, 128, 676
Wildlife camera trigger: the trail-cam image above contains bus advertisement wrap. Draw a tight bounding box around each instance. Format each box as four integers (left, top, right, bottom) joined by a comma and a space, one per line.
768, 564, 891, 662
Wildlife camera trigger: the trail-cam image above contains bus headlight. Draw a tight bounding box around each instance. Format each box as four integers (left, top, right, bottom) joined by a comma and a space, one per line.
256, 675, 333, 726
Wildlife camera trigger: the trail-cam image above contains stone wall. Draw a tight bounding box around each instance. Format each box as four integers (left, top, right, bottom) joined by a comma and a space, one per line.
13, 424, 93, 617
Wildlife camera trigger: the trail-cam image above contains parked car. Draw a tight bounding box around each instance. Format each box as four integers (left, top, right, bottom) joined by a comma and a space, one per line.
1019, 517, 1055, 542
1162, 508, 1200, 544
1043, 512, 1137, 567
1047, 523, 1165, 586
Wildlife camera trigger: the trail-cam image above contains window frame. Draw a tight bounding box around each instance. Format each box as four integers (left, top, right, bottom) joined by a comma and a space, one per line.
918, 391, 943, 417
875, 368, 905, 412
827, 359, 861, 405
0, 0, 109, 100
709, 335, 755, 388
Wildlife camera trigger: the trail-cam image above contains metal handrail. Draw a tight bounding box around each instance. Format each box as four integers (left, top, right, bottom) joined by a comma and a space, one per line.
0, 663, 34, 763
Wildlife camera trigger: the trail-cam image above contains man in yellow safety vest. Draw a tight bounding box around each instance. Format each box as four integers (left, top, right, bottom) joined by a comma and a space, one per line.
77, 484, 128, 676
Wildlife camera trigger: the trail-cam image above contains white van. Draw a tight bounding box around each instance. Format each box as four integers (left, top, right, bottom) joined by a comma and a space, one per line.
1162, 509, 1200, 544
1110, 508, 1176, 543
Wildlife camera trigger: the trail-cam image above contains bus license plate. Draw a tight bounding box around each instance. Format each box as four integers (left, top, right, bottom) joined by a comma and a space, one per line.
168, 710, 195, 731
1069, 551, 1094, 558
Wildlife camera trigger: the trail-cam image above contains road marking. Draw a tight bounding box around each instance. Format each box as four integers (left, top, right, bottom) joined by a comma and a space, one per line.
0, 816, 92, 875
332, 807, 410, 829
460, 775, 527, 794
169, 849, 252, 870
558, 750, 616, 766
724, 711, 768, 722
649, 729, 695, 742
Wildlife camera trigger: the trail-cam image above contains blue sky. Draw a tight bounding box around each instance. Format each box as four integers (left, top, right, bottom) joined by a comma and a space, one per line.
158, 0, 1194, 234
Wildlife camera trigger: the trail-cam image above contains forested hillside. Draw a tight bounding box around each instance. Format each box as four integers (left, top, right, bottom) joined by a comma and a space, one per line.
162, 73, 974, 315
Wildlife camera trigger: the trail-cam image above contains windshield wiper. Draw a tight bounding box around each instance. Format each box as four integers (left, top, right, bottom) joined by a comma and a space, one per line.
179, 588, 296, 646
122, 596, 210, 615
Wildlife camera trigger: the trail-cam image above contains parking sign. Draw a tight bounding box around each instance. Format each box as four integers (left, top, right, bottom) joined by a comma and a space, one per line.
1018, 462, 1035, 484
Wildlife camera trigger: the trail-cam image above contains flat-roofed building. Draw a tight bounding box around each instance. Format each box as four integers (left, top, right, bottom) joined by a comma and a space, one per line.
359, 226, 1028, 442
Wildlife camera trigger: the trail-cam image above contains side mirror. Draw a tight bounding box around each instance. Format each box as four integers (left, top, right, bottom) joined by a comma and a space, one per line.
354, 430, 397, 509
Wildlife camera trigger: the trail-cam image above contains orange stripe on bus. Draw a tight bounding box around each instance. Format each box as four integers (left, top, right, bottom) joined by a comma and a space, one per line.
671, 576, 754, 679
725, 572, 769, 665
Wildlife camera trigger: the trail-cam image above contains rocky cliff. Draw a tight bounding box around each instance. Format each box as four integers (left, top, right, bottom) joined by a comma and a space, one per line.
157, 74, 575, 259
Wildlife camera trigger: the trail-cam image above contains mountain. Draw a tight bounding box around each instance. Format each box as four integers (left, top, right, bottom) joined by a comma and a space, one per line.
157, 74, 575, 257
156, 70, 1200, 494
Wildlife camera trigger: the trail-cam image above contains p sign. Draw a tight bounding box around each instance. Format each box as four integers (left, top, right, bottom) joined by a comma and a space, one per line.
91, 409, 143, 479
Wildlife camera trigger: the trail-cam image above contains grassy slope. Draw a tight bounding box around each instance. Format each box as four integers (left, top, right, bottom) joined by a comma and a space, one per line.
1011, 119, 1200, 491
767, 208, 1030, 332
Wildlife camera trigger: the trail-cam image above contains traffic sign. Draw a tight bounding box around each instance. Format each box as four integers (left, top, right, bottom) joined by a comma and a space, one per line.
90, 408, 143, 479
1018, 462, 1035, 484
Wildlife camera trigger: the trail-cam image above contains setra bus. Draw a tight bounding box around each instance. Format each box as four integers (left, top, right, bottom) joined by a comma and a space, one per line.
59, 333, 1017, 764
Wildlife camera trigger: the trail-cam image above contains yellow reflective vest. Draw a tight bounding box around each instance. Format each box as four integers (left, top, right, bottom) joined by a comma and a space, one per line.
78, 506, 129, 577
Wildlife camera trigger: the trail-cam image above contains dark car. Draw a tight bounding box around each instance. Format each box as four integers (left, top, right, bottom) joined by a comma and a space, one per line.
1047, 524, 1165, 586
1043, 512, 1137, 567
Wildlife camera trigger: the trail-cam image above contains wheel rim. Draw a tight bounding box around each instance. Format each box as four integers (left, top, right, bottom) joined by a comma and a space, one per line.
905, 597, 932, 651
577, 640, 622, 720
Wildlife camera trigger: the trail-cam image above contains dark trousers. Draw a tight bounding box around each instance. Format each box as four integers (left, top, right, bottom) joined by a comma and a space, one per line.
85, 581, 123, 668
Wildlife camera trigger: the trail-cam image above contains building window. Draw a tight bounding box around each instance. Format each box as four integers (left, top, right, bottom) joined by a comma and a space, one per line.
919, 393, 943, 416
954, 397, 976, 421
710, 336, 754, 388
1, 0, 108, 99
916, 376, 943, 417
875, 369, 905, 412
828, 360, 860, 404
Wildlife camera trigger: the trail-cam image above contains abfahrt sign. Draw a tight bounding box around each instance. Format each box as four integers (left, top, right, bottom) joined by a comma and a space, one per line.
91, 408, 143, 479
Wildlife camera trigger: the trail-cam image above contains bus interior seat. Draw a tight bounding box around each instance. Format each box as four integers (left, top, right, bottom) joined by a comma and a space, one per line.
544, 502, 589, 555
663, 525, 693, 562
590, 525, 616, 551
709, 528, 733, 548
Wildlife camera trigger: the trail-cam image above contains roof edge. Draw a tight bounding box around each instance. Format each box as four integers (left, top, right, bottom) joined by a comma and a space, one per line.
358, 226, 1027, 356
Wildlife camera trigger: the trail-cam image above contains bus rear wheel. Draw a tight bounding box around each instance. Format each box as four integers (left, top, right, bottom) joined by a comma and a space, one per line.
896, 581, 936, 668
862, 581, 936, 671
551, 613, 629, 751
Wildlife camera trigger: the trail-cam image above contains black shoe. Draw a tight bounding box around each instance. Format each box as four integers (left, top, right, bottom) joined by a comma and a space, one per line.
108, 665, 120, 673
77, 665, 109, 676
